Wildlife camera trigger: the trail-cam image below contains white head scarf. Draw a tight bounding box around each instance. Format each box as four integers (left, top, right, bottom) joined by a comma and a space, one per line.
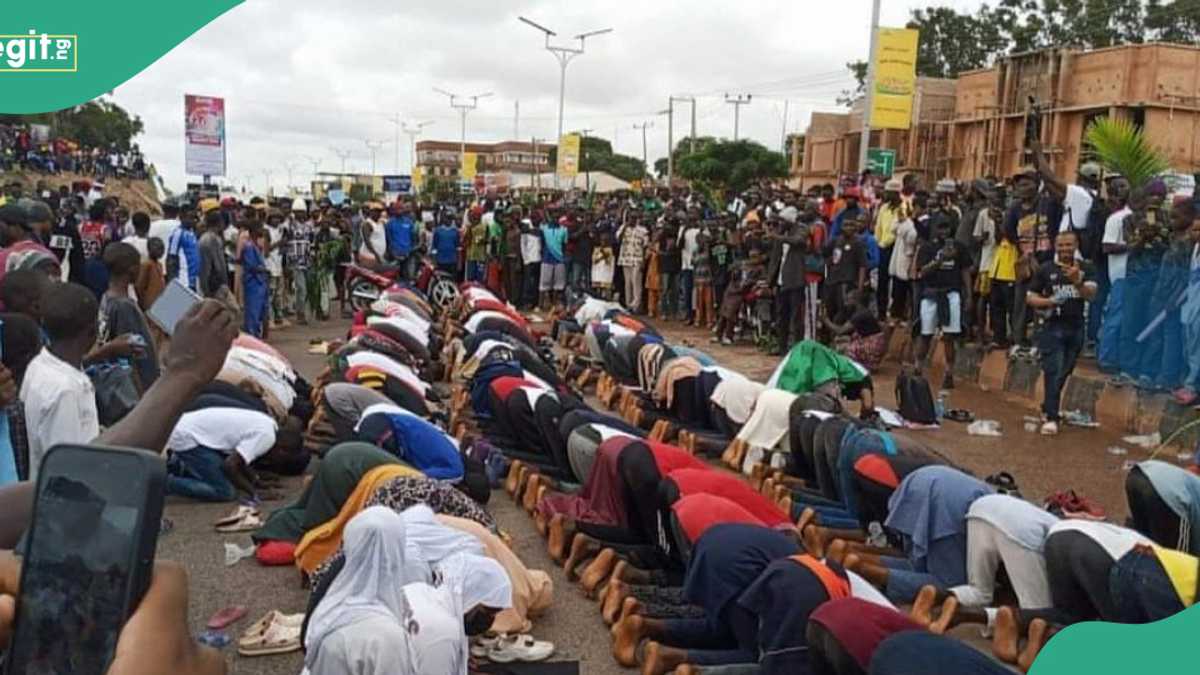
304, 506, 419, 670
400, 505, 486, 581
434, 553, 514, 673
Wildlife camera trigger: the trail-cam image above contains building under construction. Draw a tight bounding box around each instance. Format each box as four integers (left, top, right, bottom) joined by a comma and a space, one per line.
797, 42, 1200, 187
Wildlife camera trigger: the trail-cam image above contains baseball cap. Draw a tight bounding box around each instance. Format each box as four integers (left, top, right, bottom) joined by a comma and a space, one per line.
198, 197, 220, 213
1078, 162, 1102, 179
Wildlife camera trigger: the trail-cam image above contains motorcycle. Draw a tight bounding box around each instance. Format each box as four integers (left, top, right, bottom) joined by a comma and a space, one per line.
343, 257, 460, 315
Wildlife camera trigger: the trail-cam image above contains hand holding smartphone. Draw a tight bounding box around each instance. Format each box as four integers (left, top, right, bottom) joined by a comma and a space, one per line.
147, 279, 202, 337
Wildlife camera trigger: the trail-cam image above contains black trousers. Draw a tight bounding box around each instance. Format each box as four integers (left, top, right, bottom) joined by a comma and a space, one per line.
776, 287, 805, 350
1126, 466, 1184, 550
1040, 530, 1118, 624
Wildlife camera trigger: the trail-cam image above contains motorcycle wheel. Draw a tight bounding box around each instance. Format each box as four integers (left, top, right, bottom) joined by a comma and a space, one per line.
429, 277, 460, 314
349, 278, 380, 312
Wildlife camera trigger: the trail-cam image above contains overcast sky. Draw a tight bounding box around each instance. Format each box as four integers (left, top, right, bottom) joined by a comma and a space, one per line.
111, 0, 982, 192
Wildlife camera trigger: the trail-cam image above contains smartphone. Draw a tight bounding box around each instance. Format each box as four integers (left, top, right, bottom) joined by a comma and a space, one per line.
147, 278, 201, 336
4, 445, 165, 675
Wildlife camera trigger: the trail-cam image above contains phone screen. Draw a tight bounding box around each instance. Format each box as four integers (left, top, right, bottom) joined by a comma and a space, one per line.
6, 450, 153, 675
146, 278, 201, 336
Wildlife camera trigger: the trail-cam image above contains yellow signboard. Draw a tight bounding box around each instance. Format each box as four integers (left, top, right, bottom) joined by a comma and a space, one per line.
557, 133, 581, 178
412, 165, 423, 191
462, 152, 478, 181
870, 27, 920, 130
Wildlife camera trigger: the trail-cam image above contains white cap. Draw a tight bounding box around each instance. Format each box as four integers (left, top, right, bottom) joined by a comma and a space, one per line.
292, 197, 308, 212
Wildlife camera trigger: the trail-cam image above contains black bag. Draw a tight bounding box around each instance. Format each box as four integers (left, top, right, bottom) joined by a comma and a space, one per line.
895, 372, 937, 424
89, 362, 140, 426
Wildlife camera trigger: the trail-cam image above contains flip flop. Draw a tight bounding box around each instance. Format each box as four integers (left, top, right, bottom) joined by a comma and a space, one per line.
214, 505, 259, 528
215, 512, 263, 533
237, 622, 301, 657
207, 605, 248, 630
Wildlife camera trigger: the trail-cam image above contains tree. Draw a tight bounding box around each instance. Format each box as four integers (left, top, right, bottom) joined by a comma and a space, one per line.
906, 5, 1009, 78
0, 100, 144, 151
653, 136, 721, 179
837, 61, 869, 107
675, 139, 787, 196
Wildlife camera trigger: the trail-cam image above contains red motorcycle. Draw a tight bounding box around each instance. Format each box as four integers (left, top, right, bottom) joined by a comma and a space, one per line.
344, 257, 459, 315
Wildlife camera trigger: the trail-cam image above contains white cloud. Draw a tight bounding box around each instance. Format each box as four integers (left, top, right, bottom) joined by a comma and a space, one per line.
111, 0, 983, 192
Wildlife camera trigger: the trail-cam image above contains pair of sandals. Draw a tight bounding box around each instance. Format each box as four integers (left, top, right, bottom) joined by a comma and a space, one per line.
237, 610, 304, 657
214, 505, 263, 533
471, 634, 555, 663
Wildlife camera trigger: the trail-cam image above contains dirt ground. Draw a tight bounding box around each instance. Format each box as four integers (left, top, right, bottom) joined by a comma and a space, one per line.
161, 314, 1172, 674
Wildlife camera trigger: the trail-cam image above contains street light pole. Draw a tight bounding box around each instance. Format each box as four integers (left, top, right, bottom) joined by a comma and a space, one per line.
402, 121, 433, 174
858, 0, 882, 174
434, 88, 493, 184
518, 16, 613, 188
330, 147, 352, 175
633, 121, 654, 179
364, 139, 386, 177
666, 96, 696, 185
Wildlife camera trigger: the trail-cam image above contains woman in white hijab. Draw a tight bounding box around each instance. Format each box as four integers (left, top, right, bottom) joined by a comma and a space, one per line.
302, 506, 513, 675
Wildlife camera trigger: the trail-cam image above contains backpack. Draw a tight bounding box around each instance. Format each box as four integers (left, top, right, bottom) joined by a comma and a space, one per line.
895, 372, 937, 424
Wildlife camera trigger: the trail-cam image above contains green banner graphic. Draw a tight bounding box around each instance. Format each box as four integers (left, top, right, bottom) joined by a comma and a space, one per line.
0, 2, 244, 113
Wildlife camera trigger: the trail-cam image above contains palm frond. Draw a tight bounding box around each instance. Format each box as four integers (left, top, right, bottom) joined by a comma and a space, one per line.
1084, 117, 1170, 191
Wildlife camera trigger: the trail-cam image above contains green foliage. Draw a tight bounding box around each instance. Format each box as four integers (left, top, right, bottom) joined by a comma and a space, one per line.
1084, 116, 1169, 191
675, 139, 787, 195
547, 136, 646, 183
0, 100, 144, 150
836, 61, 870, 106
908, 6, 1009, 78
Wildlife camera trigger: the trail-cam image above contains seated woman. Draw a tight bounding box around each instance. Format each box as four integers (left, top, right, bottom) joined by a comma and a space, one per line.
1126, 459, 1200, 555
844, 466, 992, 603
302, 507, 511, 675
823, 288, 887, 372
766, 339, 875, 418
296, 473, 497, 576
355, 404, 464, 481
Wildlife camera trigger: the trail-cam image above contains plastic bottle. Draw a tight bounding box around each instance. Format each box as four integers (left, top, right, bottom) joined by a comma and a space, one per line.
934, 393, 947, 420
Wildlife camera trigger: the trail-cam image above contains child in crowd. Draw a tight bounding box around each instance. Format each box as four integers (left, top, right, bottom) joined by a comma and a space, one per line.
240, 221, 270, 338
712, 248, 765, 345
0, 269, 49, 322
591, 231, 615, 300
692, 232, 715, 328
644, 241, 661, 319
988, 224, 1019, 350
100, 242, 160, 388
135, 237, 166, 313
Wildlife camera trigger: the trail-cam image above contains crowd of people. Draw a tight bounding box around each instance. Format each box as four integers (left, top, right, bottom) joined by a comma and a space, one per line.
0, 123, 149, 180
0, 155, 1195, 675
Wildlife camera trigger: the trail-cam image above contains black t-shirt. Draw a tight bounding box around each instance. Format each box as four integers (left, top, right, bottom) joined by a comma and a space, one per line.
836, 306, 882, 337
1028, 259, 1096, 325
916, 239, 972, 291
823, 237, 867, 285
1004, 196, 1063, 263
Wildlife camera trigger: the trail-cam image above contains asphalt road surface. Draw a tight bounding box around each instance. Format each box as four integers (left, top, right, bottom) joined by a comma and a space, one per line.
161, 316, 1167, 674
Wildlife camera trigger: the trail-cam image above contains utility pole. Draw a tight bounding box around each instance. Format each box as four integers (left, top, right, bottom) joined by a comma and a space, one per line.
859, 0, 882, 174
781, 100, 790, 155
434, 87, 493, 183
330, 147, 352, 175
386, 112, 403, 175
401, 121, 433, 174
283, 161, 299, 192
633, 121, 654, 179
724, 93, 752, 141
262, 169, 274, 196
519, 16, 613, 188
666, 96, 697, 185
514, 100, 520, 139
303, 155, 321, 180
364, 139, 386, 176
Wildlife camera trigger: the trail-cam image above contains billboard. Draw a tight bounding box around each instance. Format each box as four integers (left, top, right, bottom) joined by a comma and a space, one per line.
381, 175, 412, 195
557, 133, 580, 178
184, 94, 227, 177
461, 152, 478, 180
869, 28, 919, 130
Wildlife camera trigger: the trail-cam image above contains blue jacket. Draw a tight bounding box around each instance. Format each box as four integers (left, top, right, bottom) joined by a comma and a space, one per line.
167, 227, 200, 291
385, 216, 416, 257
432, 226, 460, 265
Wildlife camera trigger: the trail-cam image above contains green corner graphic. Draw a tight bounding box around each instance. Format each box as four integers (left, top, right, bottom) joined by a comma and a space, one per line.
0, 2, 243, 113
1031, 603, 1200, 672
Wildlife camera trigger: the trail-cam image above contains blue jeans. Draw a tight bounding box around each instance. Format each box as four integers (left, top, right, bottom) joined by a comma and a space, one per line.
664, 608, 757, 667
680, 269, 695, 320
166, 447, 236, 502
1109, 548, 1184, 623
568, 261, 590, 304
1098, 278, 1125, 372
1157, 311, 1184, 390
880, 533, 968, 603
1185, 309, 1200, 391
1037, 321, 1085, 421
466, 261, 485, 283
1121, 258, 1162, 379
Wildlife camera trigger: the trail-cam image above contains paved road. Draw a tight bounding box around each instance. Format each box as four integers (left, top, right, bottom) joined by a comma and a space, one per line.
163, 316, 1163, 674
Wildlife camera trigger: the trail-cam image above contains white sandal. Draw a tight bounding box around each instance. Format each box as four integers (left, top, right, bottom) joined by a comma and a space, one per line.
216, 512, 264, 533
488, 634, 555, 663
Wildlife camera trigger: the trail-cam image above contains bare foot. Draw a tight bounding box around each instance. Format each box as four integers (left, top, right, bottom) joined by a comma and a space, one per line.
1017, 618, 1050, 673
619, 596, 643, 624
802, 525, 826, 558
827, 539, 849, 566
504, 459, 525, 495
510, 465, 530, 500
797, 507, 817, 533
581, 548, 619, 597
909, 585, 938, 628
992, 606, 1019, 664
641, 641, 687, 675
612, 614, 645, 667
674, 665, 699, 675
759, 475, 775, 499
533, 484, 548, 514
843, 553, 861, 571
930, 596, 959, 635
522, 473, 543, 512
534, 509, 549, 537
778, 495, 793, 519
564, 533, 601, 581
602, 579, 631, 625
548, 514, 574, 563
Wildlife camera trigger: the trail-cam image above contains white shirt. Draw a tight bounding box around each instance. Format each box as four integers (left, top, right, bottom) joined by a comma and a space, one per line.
122, 234, 149, 262
1060, 184, 1095, 231
266, 225, 283, 276
889, 218, 919, 281
167, 407, 278, 464
679, 227, 701, 270
345, 351, 429, 395
148, 218, 180, 247
464, 311, 516, 334
1048, 520, 1149, 561
20, 348, 100, 483
520, 232, 542, 265
973, 210, 997, 275
1103, 207, 1131, 281
967, 494, 1059, 551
